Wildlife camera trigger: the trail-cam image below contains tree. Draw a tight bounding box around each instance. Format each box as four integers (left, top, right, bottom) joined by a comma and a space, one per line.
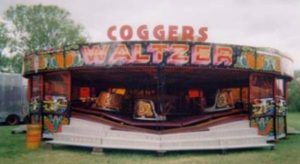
4, 4, 87, 55
288, 72, 300, 112
288, 81, 300, 112
1, 4, 88, 73
0, 22, 9, 55
0, 22, 10, 72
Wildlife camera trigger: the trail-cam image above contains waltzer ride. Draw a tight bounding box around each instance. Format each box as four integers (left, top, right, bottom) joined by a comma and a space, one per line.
24, 25, 293, 153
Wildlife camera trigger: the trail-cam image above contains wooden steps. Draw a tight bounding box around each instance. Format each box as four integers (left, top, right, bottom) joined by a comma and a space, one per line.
46, 117, 274, 152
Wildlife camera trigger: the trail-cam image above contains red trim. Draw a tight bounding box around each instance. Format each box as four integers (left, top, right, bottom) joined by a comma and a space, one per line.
41, 75, 44, 100
68, 71, 71, 101
28, 78, 32, 101
43, 71, 71, 100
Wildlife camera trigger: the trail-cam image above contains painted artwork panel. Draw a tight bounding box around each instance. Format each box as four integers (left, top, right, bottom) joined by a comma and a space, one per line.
251, 117, 274, 136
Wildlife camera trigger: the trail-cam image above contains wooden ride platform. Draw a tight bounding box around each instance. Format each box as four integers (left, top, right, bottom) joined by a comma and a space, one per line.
46, 106, 274, 152
46, 115, 273, 153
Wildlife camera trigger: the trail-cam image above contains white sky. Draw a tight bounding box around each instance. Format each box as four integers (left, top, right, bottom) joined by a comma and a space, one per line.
0, 0, 299, 69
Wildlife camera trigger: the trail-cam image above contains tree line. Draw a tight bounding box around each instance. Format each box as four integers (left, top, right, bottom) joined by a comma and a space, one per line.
0, 4, 87, 73
288, 70, 300, 112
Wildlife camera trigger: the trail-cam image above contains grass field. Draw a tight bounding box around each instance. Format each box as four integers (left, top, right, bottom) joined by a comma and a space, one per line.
1, 113, 300, 164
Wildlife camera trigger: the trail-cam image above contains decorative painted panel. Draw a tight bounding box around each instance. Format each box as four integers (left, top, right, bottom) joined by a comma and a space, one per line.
250, 117, 274, 136
23, 41, 293, 78
234, 47, 256, 69
43, 115, 69, 133
37, 52, 48, 70
43, 96, 68, 113
251, 98, 275, 116
42, 72, 70, 134
42, 96, 69, 134
65, 50, 83, 68
276, 99, 287, 116
256, 54, 281, 72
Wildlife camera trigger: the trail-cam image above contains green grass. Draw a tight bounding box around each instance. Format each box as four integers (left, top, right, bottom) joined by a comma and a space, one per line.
1, 113, 300, 164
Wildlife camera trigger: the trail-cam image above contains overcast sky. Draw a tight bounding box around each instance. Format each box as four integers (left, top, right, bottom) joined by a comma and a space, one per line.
0, 0, 299, 69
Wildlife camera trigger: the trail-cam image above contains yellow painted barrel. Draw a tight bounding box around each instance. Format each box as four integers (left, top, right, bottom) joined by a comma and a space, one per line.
26, 124, 42, 150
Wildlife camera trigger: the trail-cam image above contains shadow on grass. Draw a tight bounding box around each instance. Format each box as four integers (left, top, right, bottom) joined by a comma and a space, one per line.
51, 144, 92, 154
47, 143, 273, 158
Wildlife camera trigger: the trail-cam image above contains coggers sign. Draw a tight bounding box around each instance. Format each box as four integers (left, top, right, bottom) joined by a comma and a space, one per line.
107, 25, 208, 42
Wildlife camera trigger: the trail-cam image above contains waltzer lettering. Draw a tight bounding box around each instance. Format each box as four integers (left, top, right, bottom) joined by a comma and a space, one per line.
167, 44, 189, 65
191, 45, 211, 65
81, 44, 110, 65
80, 42, 235, 67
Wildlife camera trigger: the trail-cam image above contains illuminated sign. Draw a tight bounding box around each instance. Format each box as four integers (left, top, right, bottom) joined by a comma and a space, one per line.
107, 25, 208, 42
24, 41, 285, 75
80, 42, 232, 66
